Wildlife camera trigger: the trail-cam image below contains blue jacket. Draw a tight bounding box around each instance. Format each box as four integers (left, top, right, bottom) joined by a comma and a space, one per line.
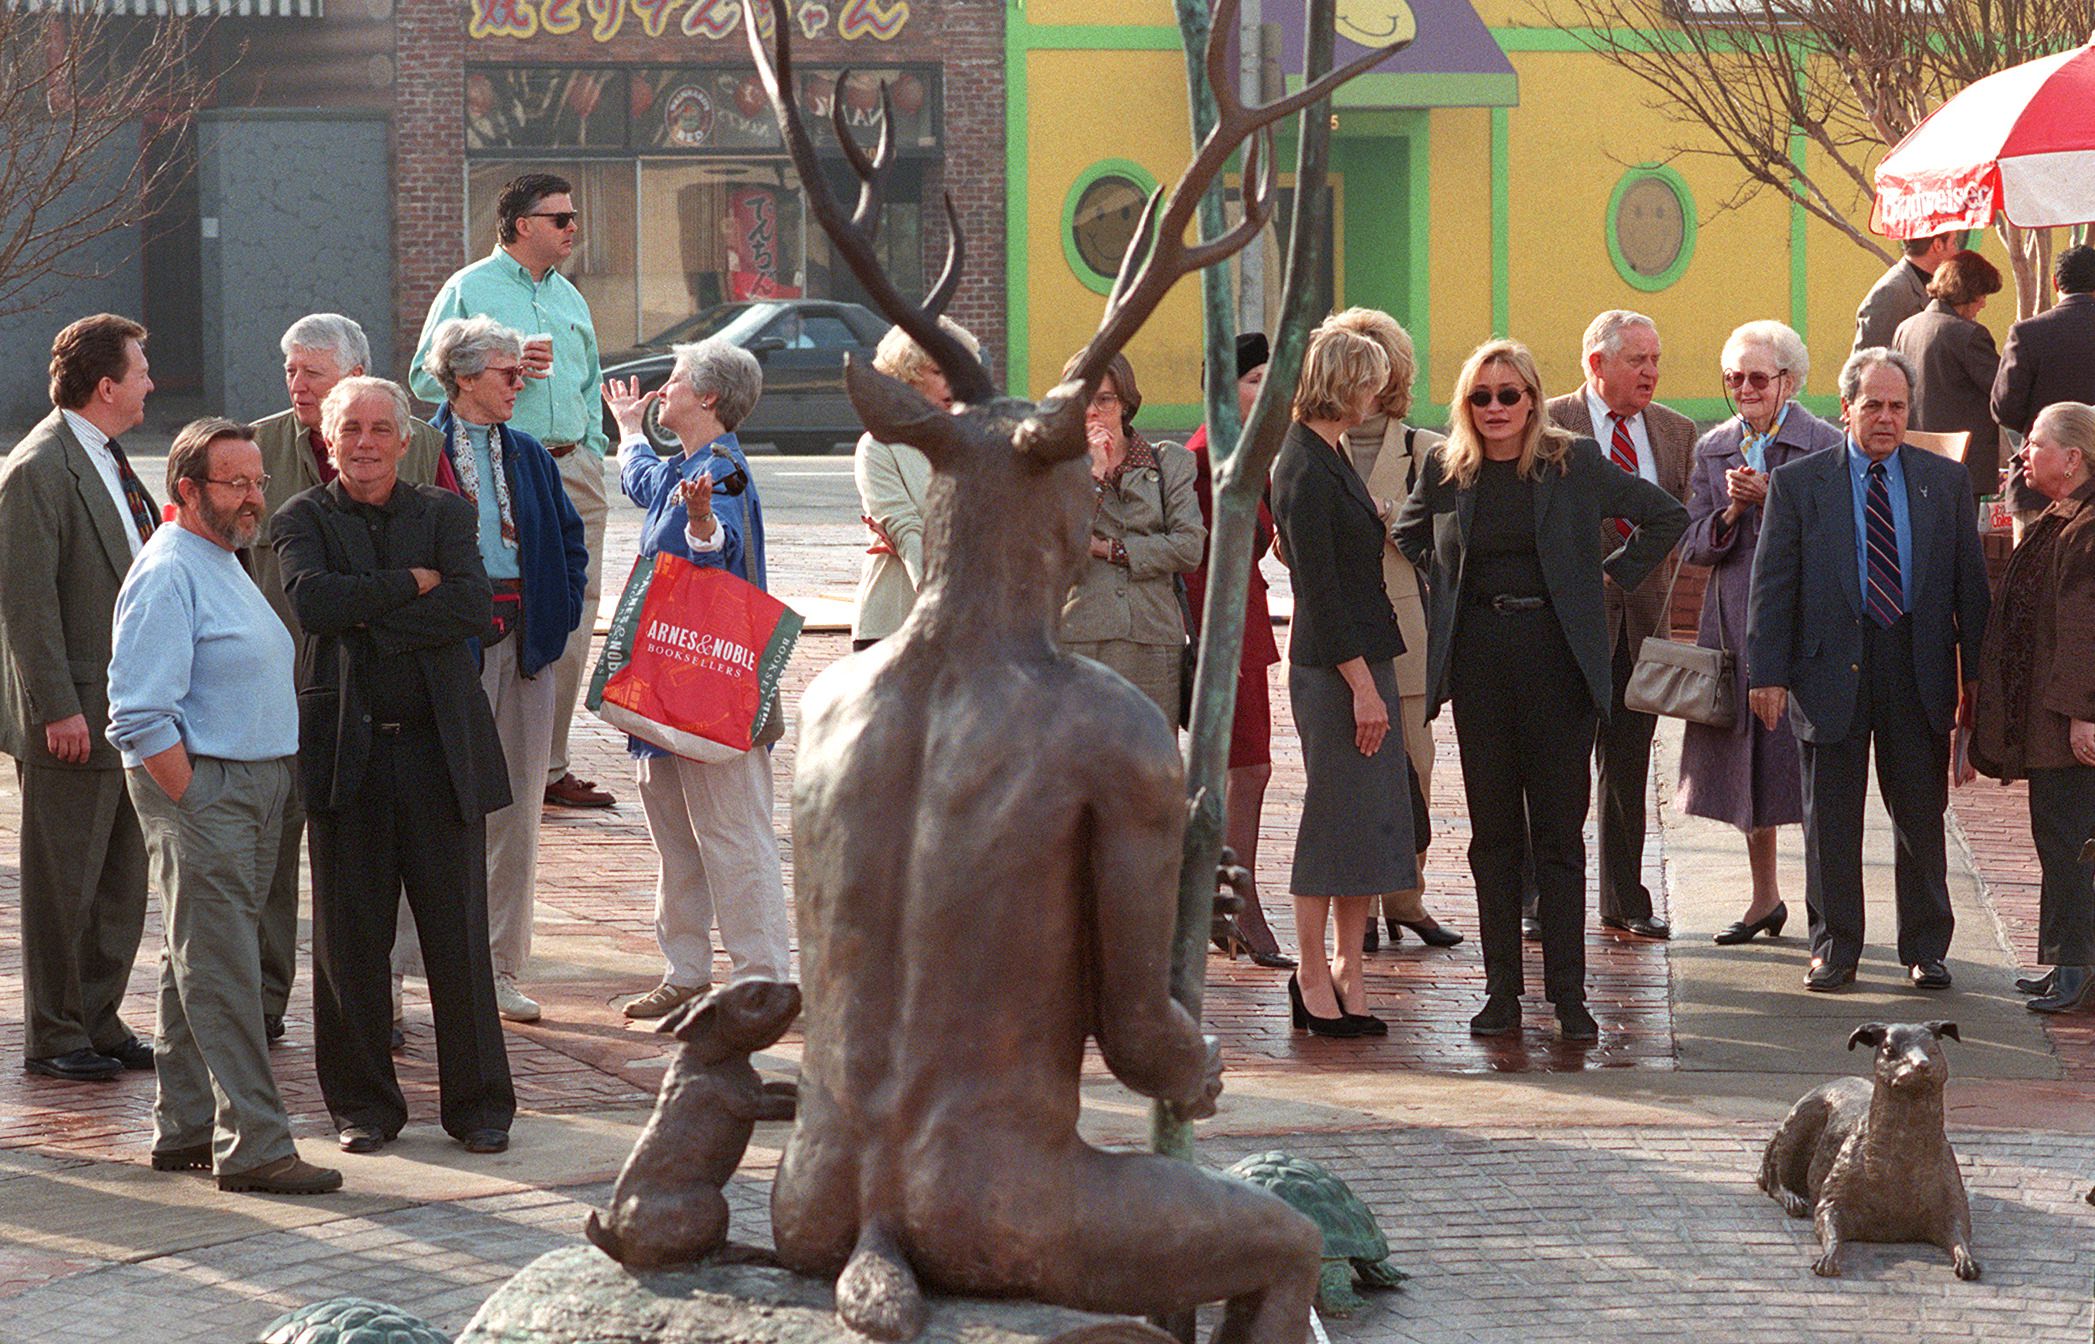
618, 430, 768, 759
432, 404, 589, 677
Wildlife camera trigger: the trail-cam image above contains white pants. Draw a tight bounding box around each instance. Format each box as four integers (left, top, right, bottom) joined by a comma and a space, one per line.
480, 635, 557, 976
635, 747, 792, 988
546, 448, 608, 785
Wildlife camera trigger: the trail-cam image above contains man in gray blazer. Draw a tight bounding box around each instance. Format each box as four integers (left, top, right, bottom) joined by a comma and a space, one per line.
1746, 347, 1990, 992
0, 315, 160, 1080
1853, 233, 1958, 355
1545, 311, 1696, 940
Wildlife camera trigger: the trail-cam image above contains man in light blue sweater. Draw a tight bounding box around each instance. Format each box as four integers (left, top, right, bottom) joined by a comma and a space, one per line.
106, 418, 341, 1196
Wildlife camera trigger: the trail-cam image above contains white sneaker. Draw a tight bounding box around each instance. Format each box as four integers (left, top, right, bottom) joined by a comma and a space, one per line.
494, 973, 541, 1022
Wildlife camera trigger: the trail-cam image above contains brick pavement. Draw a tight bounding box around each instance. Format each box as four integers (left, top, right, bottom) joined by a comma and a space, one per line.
5, 1126, 2091, 1343
3, 501, 2091, 1339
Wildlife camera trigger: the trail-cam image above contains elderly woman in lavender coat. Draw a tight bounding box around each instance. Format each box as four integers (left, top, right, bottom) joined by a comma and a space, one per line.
1677, 321, 1845, 946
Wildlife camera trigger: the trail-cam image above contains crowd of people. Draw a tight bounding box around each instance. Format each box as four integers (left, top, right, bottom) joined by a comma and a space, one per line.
6, 180, 2095, 1192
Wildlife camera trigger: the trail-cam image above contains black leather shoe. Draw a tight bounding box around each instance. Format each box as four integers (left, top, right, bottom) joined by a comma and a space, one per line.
1555, 1001, 1600, 1043
150, 1142, 212, 1172
2017, 969, 2059, 996
1362, 920, 1380, 954
461, 1129, 510, 1154
2028, 965, 2095, 1013
98, 1036, 155, 1071
1521, 917, 1543, 942
1909, 960, 1953, 991
1713, 903, 1787, 945
1469, 994, 1522, 1037
1601, 915, 1672, 940
1343, 1011, 1389, 1036
264, 1014, 286, 1043
338, 1126, 388, 1155
1392, 917, 1464, 948
1805, 962, 1857, 992
25, 1048, 123, 1081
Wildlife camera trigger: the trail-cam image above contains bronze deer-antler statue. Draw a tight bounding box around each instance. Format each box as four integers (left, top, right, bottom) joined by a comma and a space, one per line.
745, 4, 1399, 1342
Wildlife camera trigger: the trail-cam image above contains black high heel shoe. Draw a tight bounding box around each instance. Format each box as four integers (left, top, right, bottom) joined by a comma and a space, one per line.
1343, 1010, 1389, 1036
1288, 975, 1365, 1037
1390, 916, 1463, 948
1712, 902, 1787, 945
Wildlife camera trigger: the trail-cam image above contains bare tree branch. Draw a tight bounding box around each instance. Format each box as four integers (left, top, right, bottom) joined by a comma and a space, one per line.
0, 7, 228, 317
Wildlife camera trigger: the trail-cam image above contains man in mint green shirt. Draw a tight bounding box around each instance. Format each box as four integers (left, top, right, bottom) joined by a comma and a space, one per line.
410, 172, 617, 811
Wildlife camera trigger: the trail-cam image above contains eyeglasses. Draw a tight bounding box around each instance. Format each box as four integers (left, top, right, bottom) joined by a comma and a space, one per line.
522, 211, 579, 229
1466, 387, 1527, 408
1722, 368, 1788, 391
476, 364, 527, 387
204, 475, 270, 494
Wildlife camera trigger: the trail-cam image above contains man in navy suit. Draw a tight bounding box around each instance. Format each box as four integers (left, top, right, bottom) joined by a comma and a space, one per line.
1746, 348, 1990, 992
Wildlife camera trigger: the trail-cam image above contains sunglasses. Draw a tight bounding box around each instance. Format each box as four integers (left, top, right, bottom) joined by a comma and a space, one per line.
477, 364, 527, 387
523, 211, 579, 229
1467, 387, 1527, 408
1722, 368, 1787, 391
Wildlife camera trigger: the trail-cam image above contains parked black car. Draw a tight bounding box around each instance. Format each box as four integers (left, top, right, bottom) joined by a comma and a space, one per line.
599, 299, 887, 455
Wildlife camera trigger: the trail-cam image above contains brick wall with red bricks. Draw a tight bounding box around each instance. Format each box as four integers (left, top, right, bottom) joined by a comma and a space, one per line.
388, 0, 1008, 385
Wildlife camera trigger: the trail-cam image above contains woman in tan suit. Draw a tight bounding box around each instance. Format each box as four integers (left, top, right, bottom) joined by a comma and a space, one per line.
1330, 308, 1463, 951
851, 318, 981, 650
1058, 350, 1205, 723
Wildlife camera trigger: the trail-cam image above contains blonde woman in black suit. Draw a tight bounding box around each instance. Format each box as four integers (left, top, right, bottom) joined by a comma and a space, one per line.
1394, 340, 1686, 1044
1271, 322, 1415, 1038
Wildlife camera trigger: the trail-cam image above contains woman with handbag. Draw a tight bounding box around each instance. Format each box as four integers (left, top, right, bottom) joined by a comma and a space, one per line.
1394, 339, 1685, 1044
1676, 321, 1844, 946
1057, 350, 1205, 724
1271, 322, 1415, 1038
1330, 307, 1463, 953
601, 339, 791, 1022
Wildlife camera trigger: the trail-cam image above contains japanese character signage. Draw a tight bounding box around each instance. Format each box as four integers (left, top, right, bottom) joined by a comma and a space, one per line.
468, 0, 911, 43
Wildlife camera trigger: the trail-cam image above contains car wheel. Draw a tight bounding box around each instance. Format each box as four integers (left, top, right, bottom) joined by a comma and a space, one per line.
642, 399, 684, 454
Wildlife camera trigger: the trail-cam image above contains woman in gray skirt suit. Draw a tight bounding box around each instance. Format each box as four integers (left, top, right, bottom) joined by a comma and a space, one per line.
1270, 322, 1415, 1038
1677, 321, 1844, 946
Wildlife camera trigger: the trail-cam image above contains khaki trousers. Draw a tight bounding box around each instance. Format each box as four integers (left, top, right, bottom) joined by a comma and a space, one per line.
258, 771, 302, 1020
635, 747, 792, 988
1380, 691, 1435, 923
1063, 639, 1182, 727
545, 447, 607, 786
129, 755, 296, 1175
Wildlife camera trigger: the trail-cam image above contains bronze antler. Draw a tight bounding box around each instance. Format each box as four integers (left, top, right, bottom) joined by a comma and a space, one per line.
1060, 0, 1406, 402
745, 0, 993, 407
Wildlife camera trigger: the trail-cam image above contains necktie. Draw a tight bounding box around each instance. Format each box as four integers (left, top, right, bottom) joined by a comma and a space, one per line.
1864, 461, 1904, 627
1608, 412, 1637, 540
307, 428, 338, 485
103, 438, 157, 546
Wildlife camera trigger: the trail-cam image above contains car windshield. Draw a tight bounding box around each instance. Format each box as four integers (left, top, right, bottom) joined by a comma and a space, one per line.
642, 302, 787, 349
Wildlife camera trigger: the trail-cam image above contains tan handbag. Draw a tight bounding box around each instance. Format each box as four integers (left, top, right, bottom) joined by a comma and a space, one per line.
1623, 558, 1735, 729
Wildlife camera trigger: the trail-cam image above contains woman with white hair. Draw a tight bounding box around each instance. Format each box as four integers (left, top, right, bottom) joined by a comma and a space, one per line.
851, 318, 980, 650
1677, 320, 1844, 947
602, 338, 791, 1021
423, 314, 588, 1025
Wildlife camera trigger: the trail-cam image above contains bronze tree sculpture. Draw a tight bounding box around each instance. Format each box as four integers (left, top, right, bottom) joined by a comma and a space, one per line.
744, 3, 1400, 1341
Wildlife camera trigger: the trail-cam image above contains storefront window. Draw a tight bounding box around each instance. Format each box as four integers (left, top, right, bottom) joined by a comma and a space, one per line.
639, 161, 807, 339
1063, 160, 1158, 296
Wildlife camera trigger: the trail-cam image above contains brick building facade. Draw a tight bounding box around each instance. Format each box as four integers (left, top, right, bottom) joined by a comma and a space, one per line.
388, 0, 1007, 380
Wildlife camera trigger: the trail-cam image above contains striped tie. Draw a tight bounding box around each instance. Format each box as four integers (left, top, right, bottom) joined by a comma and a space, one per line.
1607, 413, 1636, 540
1864, 461, 1903, 627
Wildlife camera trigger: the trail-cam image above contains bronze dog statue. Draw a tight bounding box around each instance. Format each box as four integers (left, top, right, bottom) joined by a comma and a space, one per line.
1759, 1021, 1979, 1280
585, 979, 801, 1269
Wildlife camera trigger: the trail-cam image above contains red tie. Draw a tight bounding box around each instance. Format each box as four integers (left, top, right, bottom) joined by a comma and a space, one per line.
1608, 413, 1636, 540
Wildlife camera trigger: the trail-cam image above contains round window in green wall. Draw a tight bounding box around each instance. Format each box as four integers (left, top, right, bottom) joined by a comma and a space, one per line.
1064, 160, 1159, 295
1607, 166, 1696, 292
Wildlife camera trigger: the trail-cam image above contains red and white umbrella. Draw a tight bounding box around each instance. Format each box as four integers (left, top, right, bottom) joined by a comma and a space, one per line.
1872, 35, 2095, 238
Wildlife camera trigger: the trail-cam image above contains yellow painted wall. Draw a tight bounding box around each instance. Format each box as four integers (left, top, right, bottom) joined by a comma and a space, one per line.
1022, 46, 1208, 402
1426, 108, 1492, 397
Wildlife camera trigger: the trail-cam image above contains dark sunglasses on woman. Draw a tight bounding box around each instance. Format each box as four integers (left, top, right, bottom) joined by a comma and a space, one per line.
1722, 368, 1786, 391
1467, 386, 1527, 408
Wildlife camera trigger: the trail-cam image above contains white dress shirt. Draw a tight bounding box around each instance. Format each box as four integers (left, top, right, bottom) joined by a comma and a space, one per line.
61, 410, 143, 558
1584, 386, 1659, 487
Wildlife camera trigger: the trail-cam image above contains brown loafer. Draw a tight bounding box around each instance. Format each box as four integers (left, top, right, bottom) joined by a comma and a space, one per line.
623, 981, 703, 1020
217, 1154, 343, 1195
544, 772, 615, 808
